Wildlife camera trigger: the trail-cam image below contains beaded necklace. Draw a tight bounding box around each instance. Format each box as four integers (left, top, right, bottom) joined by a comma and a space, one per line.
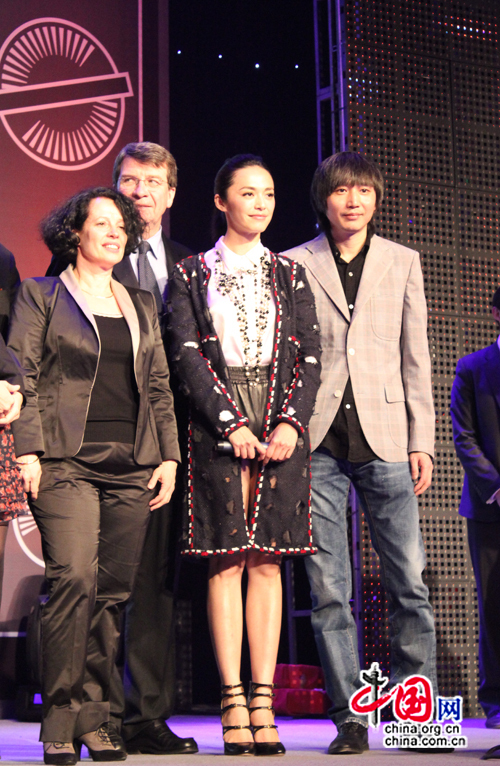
213, 248, 272, 384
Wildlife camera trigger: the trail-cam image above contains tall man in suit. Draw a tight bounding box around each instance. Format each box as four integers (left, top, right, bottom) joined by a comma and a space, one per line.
110, 142, 196, 754
46, 141, 196, 754
451, 288, 500, 730
286, 153, 437, 755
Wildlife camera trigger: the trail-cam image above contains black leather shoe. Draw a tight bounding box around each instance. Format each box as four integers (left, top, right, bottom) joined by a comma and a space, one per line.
220, 682, 255, 756
328, 722, 369, 755
482, 744, 500, 759
249, 682, 285, 756
254, 741, 286, 756
487, 715, 500, 729
125, 719, 198, 755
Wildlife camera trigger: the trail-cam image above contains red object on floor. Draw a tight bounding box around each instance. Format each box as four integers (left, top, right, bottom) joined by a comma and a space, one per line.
273, 665, 330, 715
274, 663, 325, 690
274, 687, 330, 716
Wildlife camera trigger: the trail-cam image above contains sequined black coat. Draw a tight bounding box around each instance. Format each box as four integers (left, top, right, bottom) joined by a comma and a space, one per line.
167, 253, 322, 557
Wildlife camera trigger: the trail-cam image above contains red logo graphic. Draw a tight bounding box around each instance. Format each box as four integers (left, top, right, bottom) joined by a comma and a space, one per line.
0, 18, 133, 170
350, 663, 434, 728
392, 676, 433, 722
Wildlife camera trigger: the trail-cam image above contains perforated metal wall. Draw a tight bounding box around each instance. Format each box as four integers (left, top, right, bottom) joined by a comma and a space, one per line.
315, 0, 500, 716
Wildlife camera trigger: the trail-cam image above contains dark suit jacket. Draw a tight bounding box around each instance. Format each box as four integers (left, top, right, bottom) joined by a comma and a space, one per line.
0, 244, 20, 340
8, 266, 180, 465
112, 232, 192, 295
451, 342, 500, 521
0, 334, 24, 393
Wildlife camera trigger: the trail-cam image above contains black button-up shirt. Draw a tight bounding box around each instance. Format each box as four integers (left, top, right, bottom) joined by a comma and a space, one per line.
319, 233, 377, 463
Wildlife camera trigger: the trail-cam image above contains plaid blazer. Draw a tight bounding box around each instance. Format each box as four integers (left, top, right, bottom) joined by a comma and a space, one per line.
285, 233, 435, 462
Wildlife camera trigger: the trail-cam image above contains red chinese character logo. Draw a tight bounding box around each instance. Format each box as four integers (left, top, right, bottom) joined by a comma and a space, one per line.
349, 665, 434, 728
393, 676, 433, 722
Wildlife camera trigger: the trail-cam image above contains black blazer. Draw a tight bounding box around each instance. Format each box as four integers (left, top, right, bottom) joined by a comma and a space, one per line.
0, 244, 20, 340
451, 342, 500, 521
0, 334, 24, 392
8, 266, 180, 465
112, 233, 192, 443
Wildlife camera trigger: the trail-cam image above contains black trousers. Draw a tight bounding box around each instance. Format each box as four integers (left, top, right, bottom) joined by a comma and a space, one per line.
467, 517, 500, 718
32, 445, 153, 742
109, 497, 177, 737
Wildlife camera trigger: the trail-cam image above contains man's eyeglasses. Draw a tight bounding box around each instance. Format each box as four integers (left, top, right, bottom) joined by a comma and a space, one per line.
119, 176, 167, 190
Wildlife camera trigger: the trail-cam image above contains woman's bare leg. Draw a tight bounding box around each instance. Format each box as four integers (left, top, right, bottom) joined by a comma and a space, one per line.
246, 550, 282, 742
208, 552, 250, 743
206, 458, 269, 744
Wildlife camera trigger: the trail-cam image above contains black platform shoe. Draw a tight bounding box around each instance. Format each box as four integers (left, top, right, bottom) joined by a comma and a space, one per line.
221, 682, 255, 756
76, 723, 126, 761
43, 742, 78, 766
249, 682, 286, 756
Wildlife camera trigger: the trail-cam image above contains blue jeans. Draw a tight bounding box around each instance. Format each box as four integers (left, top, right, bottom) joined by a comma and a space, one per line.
305, 451, 437, 728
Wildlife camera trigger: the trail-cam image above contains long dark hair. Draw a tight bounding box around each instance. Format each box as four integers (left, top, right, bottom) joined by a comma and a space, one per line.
212, 153, 271, 241
41, 187, 144, 266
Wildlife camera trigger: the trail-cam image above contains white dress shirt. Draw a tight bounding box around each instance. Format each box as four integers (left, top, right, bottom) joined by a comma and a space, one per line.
205, 237, 276, 367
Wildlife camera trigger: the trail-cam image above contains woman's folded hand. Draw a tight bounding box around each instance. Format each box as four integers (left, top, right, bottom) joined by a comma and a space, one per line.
16, 454, 42, 499
228, 426, 267, 461
148, 460, 177, 510
263, 423, 298, 465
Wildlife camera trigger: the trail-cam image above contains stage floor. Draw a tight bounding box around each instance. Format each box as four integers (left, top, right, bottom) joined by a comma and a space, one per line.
0, 715, 497, 764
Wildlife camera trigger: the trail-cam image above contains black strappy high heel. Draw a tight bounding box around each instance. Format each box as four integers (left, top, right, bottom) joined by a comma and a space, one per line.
248, 682, 286, 756
220, 682, 255, 756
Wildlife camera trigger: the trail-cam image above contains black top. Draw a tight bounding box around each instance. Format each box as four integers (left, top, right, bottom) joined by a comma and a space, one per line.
320, 233, 377, 463
84, 315, 139, 444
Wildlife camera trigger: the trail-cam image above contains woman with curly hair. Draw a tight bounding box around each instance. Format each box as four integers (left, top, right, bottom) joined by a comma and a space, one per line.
9, 187, 180, 765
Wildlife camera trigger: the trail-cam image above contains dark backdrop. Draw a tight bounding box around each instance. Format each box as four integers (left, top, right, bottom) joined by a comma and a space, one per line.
168, 0, 319, 254
167, 1, 321, 707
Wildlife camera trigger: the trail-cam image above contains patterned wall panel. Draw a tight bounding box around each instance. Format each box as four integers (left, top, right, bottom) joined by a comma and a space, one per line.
460, 254, 500, 315
428, 315, 461, 378
420, 252, 458, 313
448, 0, 499, 67
418, 448, 464, 515
453, 64, 500, 127
406, 183, 456, 249
458, 191, 500, 252
404, 118, 454, 186
455, 125, 500, 191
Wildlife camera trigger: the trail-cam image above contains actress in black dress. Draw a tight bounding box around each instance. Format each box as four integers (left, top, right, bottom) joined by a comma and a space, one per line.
168, 154, 321, 755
